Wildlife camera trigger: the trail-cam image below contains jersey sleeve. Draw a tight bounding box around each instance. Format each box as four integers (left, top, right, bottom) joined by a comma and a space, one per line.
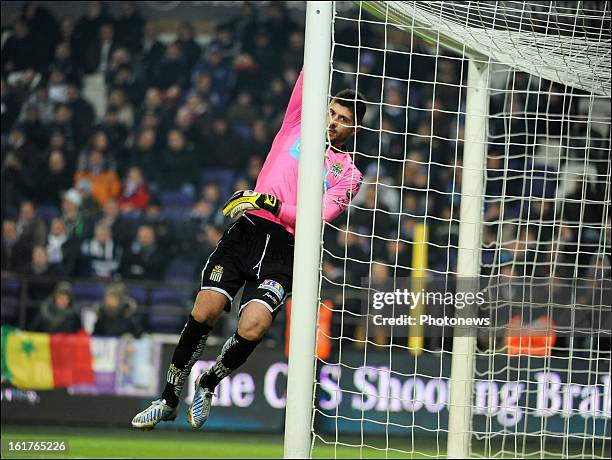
282, 69, 304, 127
276, 166, 363, 227
322, 167, 363, 223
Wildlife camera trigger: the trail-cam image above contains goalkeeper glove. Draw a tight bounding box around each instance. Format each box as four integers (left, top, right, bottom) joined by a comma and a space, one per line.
222, 190, 281, 219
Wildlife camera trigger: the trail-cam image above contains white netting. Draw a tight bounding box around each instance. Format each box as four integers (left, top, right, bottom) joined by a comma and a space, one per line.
363, 1, 612, 97
311, 1, 611, 458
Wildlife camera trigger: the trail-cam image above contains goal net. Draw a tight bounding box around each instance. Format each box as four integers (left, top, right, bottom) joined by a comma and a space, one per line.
311, 1, 611, 458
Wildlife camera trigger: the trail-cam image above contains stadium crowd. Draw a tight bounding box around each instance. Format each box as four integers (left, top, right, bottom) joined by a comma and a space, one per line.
1, 2, 609, 348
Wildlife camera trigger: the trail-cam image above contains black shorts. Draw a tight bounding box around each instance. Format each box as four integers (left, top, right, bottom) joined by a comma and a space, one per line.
200, 214, 294, 318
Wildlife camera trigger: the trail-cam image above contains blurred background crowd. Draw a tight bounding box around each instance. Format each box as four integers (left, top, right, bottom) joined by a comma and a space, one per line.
1, 2, 609, 350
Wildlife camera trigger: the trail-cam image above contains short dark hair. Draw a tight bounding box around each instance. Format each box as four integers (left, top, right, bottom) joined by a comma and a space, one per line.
332, 89, 367, 126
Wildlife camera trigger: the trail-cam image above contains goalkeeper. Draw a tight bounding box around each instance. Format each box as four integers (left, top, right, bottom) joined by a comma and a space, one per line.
132, 68, 365, 429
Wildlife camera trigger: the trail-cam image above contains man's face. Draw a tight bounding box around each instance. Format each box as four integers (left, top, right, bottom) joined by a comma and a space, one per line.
137, 226, 155, 247
327, 101, 356, 147
95, 226, 111, 243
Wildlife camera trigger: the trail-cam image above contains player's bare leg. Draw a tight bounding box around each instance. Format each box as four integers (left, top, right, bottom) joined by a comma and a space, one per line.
188, 302, 272, 428
131, 290, 227, 429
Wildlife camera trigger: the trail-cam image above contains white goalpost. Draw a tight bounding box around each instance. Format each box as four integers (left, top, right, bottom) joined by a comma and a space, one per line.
285, 1, 611, 459
284, 2, 333, 458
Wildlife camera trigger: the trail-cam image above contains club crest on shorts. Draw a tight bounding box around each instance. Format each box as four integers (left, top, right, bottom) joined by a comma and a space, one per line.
258, 279, 284, 300
210, 264, 224, 282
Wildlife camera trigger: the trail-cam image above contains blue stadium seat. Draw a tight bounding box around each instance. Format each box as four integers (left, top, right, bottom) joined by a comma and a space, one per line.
127, 286, 148, 304
165, 258, 196, 282
159, 189, 195, 208
160, 206, 190, 222
150, 287, 187, 306
37, 204, 61, 224
1, 278, 19, 297
200, 169, 235, 198
148, 304, 188, 333
71, 282, 106, 303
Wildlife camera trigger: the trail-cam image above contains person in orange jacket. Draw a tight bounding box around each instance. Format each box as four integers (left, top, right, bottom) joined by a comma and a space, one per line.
74, 149, 120, 208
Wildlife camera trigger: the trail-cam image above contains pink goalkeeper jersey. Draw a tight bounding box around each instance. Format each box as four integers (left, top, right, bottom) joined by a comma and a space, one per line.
247, 70, 362, 234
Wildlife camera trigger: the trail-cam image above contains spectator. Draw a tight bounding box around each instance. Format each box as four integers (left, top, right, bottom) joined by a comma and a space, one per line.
1, 78, 22, 136
120, 224, 166, 280
114, 2, 144, 55
250, 29, 279, 81
1, 20, 44, 74
175, 21, 201, 74
96, 107, 128, 151
92, 284, 142, 337
6, 125, 37, 167
19, 104, 48, 153
200, 182, 223, 215
173, 107, 201, 147
207, 23, 234, 56
261, 76, 289, 122
2, 218, 32, 273
182, 198, 215, 244
135, 87, 163, 127
250, 120, 271, 158
30, 281, 81, 333
282, 30, 305, 70
16, 200, 47, 246
74, 172, 102, 219
84, 22, 118, 74
129, 128, 162, 185
183, 93, 210, 127
66, 83, 95, 144
227, 91, 259, 127
46, 217, 69, 272
354, 261, 389, 347
48, 129, 76, 164
51, 42, 82, 86
98, 198, 132, 248
25, 245, 59, 303
191, 44, 234, 111
263, 3, 295, 47
48, 103, 77, 153
139, 21, 165, 78
237, 155, 263, 189
185, 222, 223, 265
73, 1, 112, 65
1, 153, 32, 218
108, 87, 134, 129
118, 166, 150, 214
35, 150, 73, 208
24, 84, 55, 125
20, 3, 60, 69
141, 198, 175, 252
74, 150, 121, 208
59, 16, 77, 55
77, 221, 122, 279
158, 130, 197, 190
61, 188, 92, 242
351, 184, 395, 238
203, 118, 244, 169
155, 43, 190, 91
105, 47, 132, 88
226, 2, 259, 54
47, 68, 69, 104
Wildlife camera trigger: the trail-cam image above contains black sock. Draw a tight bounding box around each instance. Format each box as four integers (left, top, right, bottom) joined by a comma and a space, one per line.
162, 314, 213, 407
200, 332, 260, 391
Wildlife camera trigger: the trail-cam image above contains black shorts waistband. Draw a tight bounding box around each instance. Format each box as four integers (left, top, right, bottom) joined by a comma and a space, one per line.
241, 214, 294, 243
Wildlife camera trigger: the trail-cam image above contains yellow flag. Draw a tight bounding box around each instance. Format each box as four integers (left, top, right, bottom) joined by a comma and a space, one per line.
5, 330, 54, 389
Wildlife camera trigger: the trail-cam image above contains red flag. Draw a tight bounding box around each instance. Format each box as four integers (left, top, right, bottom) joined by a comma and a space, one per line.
50, 332, 95, 387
